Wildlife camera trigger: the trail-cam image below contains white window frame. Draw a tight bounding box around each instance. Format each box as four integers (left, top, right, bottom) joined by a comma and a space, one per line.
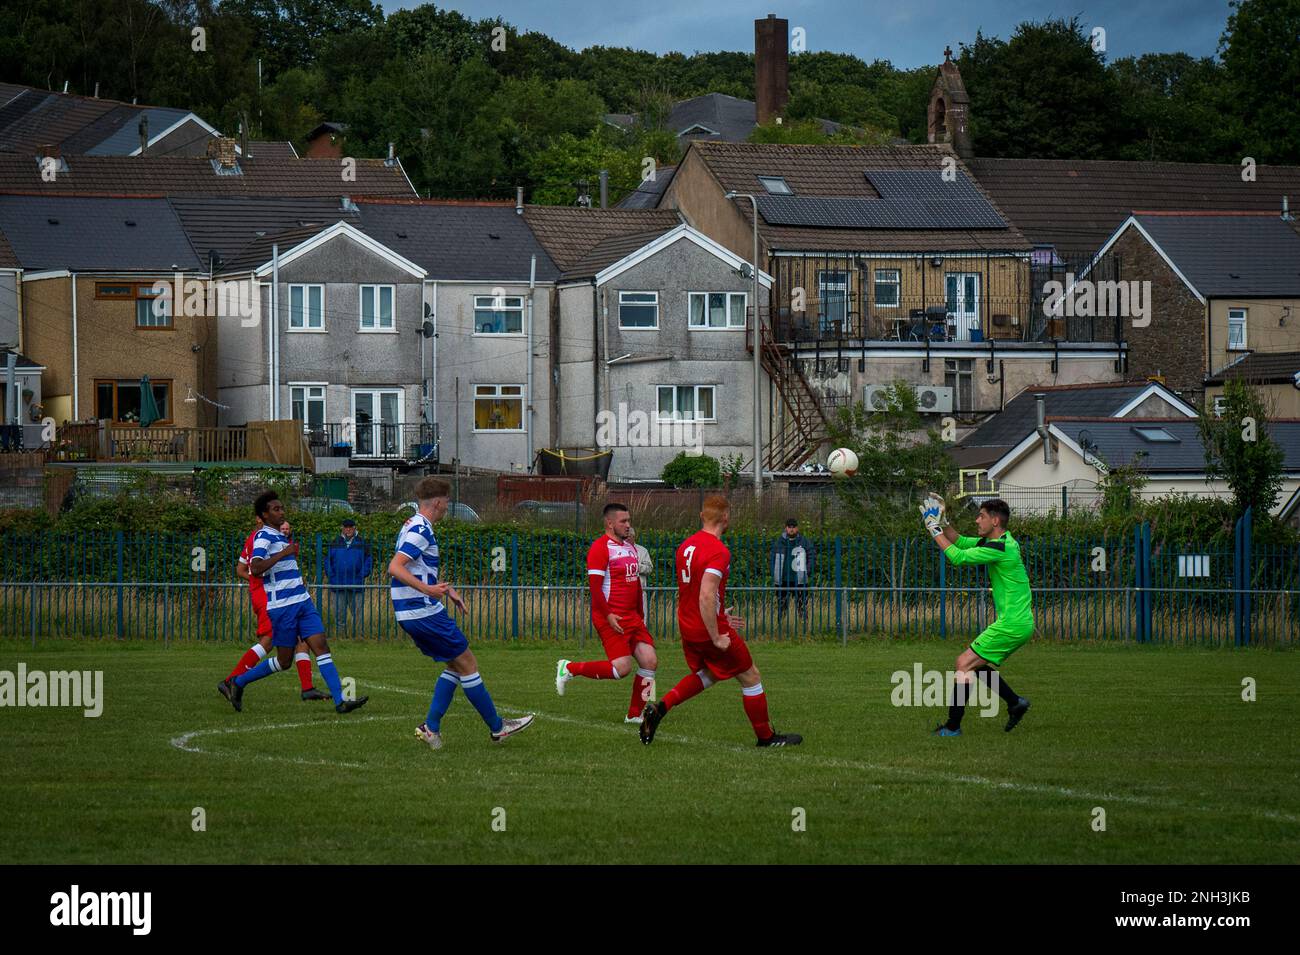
874, 269, 901, 309
289, 383, 327, 430
473, 294, 525, 336
472, 384, 525, 433
758, 176, 793, 195
1227, 307, 1247, 351
688, 292, 747, 330
288, 284, 324, 331
350, 387, 405, 455
618, 291, 659, 330
359, 284, 396, 332
656, 384, 717, 423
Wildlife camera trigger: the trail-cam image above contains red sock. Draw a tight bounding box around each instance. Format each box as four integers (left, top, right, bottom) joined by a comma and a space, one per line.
742, 685, 774, 740
294, 652, 314, 691
227, 645, 264, 680
662, 672, 708, 712
628, 669, 655, 718
567, 660, 617, 679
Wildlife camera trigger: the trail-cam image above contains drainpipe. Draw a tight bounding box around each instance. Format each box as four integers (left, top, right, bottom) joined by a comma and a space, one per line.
271, 244, 279, 419
430, 281, 438, 426
601, 285, 610, 423
591, 279, 599, 445
71, 273, 79, 419
526, 255, 536, 471
1036, 393, 1055, 465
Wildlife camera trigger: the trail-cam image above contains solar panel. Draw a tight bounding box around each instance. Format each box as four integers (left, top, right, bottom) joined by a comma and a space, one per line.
752, 169, 1006, 230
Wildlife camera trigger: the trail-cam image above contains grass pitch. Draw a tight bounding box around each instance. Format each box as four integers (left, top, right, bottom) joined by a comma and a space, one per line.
1, 638, 1297, 864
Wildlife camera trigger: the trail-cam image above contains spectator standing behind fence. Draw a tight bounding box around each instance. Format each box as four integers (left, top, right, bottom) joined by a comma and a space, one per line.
772, 518, 813, 626
325, 518, 373, 633
627, 524, 653, 619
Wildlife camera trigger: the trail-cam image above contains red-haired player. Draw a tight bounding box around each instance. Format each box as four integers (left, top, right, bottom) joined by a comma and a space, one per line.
555, 503, 657, 723
640, 494, 801, 747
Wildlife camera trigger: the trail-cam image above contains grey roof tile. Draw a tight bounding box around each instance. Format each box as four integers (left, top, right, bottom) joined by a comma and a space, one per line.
1131, 213, 1300, 297
0, 195, 201, 271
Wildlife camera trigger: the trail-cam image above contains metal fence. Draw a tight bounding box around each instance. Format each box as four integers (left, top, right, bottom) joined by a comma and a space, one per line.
1, 516, 1295, 647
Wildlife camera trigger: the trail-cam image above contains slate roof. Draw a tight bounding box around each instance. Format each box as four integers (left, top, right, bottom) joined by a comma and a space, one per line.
0, 195, 201, 271
246, 141, 299, 161
616, 165, 677, 209
0, 348, 42, 369
1046, 417, 1300, 472
170, 196, 361, 267
605, 93, 847, 147
220, 223, 355, 274
1206, 350, 1300, 385
967, 157, 1300, 256
1126, 213, 1300, 298
357, 200, 561, 282
0, 226, 17, 268
521, 206, 682, 273
560, 227, 681, 281
686, 141, 1028, 252
0, 154, 415, 197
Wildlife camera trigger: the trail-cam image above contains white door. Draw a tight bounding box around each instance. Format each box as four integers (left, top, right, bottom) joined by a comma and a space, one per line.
945, 273, 981, 341
352, 389, 403, 456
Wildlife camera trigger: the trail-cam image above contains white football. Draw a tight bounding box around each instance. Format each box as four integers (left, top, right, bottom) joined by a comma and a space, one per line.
828, 447, 859, 477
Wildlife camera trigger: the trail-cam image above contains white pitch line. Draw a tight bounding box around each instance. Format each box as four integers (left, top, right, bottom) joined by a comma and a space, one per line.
175, 681, 1300, 826
170, 715, 409, 769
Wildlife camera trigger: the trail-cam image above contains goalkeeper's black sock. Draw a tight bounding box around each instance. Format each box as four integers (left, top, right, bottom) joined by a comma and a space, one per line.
977, 666, 1021, 706
946, 677, 970, 730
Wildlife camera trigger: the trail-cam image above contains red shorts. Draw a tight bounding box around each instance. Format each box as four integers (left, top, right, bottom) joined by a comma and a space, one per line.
250, 591, 272, 638
681, 633, 753, 682
593, 612, 654, 660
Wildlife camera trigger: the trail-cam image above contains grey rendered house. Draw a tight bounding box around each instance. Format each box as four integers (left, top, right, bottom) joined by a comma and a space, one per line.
356, 199, 561, 474
215, 219, 430, 463
552, 222, 774, 480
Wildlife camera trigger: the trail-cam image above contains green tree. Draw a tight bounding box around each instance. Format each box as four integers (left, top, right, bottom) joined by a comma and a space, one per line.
1219, 0, 1300, 164
661, 452, 723, 489
1196, 380, 1285, 517
528, 129, 641, 205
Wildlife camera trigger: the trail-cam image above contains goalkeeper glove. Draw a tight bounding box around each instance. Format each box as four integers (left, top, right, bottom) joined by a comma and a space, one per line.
919, 500, 944, 537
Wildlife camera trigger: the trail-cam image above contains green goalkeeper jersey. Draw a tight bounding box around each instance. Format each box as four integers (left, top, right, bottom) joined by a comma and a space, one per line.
943, 532, 1034, 628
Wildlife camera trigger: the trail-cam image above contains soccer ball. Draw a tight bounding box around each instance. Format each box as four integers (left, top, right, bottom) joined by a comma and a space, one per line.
827, 447, 859, 477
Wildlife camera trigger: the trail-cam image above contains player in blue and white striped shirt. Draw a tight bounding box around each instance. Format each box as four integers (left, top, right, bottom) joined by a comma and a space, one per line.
218, 491, 368, 715
389, 477, 534, 749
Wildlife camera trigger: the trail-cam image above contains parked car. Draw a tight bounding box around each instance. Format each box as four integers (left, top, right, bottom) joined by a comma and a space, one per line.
395, 500, 481, 523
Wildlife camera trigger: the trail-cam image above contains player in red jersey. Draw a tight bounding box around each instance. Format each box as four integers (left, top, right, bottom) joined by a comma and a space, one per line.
555, 503, 657, 722
223, 517, 329, 701
640, 494, 801, 747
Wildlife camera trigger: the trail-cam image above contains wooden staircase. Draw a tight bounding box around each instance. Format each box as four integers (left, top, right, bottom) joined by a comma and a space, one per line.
748, 319, 831, 472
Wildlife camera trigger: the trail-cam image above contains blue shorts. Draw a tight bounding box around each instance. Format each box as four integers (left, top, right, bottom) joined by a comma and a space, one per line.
267, 600, 325, 648
400, 612, 469, 663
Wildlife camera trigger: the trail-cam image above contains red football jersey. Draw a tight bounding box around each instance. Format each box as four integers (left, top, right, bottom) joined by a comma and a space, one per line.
675, 530, 730, 643
238, 528, 267, 602
587, 533, 642, 617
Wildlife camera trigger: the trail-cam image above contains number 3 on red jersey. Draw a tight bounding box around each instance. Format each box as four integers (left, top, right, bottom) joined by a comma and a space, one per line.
680, 545, 696, 584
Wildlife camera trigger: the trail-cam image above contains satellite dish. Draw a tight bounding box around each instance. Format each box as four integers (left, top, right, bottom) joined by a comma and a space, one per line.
1078, 428, 1094, 452
424, 302, 433, 319
419, 320, 434, 338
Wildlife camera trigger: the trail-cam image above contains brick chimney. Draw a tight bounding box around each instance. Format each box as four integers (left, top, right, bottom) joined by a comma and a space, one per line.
206, 136, 239, 169
754, 14, 789, 126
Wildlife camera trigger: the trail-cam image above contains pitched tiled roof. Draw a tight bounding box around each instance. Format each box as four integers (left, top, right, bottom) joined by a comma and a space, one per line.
967, 157, 1300, 255
0, 195, 202, 271
0, 226, 18, 268
521, 206, 682, 272
170, 196, 361, 266
560, 227, 681, 281
0, 154, 415, 197
246, 141, 299, 161
358, 199, 561, 282
1128, 213, 1300, 297
960, 381, 1184, 450
1046, 417, 1300, 471
616, 165, 676, 209
1206, 350, 1300, 385
686, 141, 1029, 252
221, 223, 349, 274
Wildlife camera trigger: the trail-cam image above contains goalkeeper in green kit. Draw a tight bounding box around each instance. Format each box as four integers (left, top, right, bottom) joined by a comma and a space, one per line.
921, 494, 1034, 736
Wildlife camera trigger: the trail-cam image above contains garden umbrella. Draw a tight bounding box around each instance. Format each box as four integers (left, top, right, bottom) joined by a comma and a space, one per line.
139, 376, 162, 428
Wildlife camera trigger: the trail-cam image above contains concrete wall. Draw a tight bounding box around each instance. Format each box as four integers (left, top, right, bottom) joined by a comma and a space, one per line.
1208, 297, 1300, 371
433, 279, 553, 473
662, 149, 760, 262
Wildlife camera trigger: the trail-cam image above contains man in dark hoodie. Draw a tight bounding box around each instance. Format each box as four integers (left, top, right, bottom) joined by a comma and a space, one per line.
326, 518, 373, 634
772, 518, 813, 627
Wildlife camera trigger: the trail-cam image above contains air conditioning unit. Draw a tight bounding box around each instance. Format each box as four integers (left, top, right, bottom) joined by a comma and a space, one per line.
863, 384, 953, 413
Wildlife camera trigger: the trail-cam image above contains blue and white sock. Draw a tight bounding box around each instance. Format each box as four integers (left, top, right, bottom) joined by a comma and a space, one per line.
426, 669, 460, 731
234, 656, 282, 688
316, 652, 344, 705
459, 671, 502, 733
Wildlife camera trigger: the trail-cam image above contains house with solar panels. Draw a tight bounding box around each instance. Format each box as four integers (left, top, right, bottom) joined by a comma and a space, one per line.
660, 140, 1128, 470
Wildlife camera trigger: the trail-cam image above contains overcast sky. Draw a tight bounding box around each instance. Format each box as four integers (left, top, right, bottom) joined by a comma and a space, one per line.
383, 1, 1232, 68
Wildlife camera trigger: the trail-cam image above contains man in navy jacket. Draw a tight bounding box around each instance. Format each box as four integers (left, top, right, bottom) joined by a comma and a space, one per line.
326, 519, 373, 633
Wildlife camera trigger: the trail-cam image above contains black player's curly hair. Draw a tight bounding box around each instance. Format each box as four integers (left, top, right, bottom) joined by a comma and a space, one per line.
253, 490, 279, 520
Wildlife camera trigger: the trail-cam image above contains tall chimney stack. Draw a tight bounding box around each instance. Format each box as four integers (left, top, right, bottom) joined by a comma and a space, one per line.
754, 14, 789, 126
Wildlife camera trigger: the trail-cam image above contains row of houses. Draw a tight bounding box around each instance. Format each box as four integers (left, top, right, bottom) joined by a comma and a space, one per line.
2, 24, 1299, 513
